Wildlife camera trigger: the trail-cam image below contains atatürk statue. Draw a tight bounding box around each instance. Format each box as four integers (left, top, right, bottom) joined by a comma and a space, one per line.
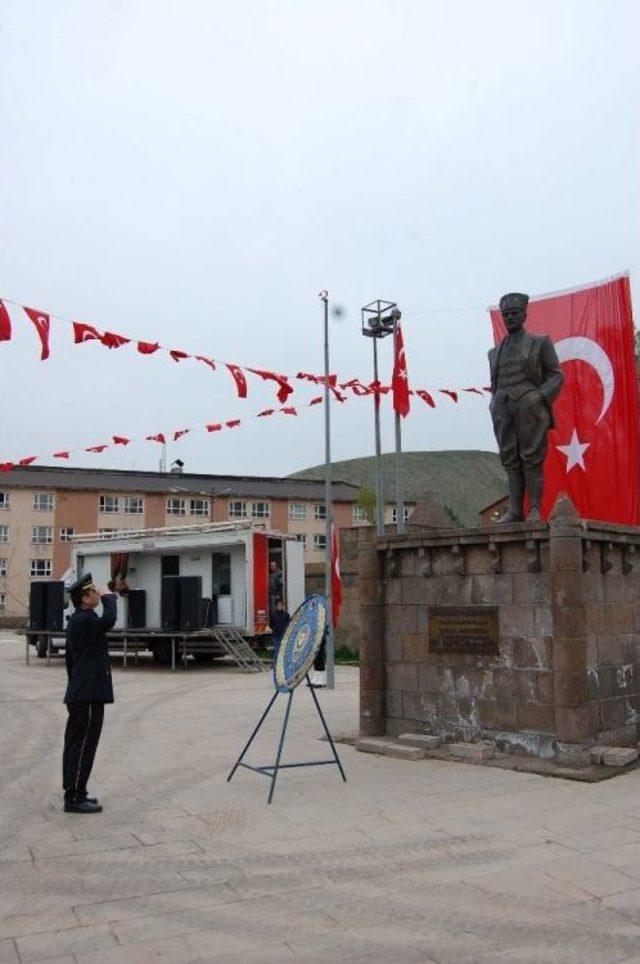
488, 292, 564, 523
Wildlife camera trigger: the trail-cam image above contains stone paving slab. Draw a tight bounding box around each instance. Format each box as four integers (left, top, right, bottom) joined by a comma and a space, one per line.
2, 633, 640, 962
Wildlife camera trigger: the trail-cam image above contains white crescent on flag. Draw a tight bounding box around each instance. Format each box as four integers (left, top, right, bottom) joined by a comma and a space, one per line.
555, 336, 615, 424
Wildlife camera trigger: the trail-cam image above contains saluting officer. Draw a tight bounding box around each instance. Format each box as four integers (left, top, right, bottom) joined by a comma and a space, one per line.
62, 573, 119, 813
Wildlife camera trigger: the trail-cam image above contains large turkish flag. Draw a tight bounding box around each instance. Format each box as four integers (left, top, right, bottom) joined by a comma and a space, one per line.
490, 274, 638, 524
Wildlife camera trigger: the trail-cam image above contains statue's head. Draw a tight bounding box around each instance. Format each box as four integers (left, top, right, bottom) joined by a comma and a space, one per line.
499, 292, 529, 334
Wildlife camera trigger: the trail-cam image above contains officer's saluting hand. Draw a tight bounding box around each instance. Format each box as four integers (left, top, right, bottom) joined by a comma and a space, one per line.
62, 573, 120, 813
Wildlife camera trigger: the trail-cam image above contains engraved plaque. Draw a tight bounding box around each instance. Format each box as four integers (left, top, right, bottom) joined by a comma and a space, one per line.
429, 606, 499, 655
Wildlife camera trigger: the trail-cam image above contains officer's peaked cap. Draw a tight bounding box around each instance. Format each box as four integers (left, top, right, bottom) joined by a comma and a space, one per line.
67, 573, 96, 596
499, 292, 529, 313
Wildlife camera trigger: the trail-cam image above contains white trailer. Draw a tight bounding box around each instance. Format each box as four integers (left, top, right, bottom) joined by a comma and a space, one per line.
65, 520, 305, 639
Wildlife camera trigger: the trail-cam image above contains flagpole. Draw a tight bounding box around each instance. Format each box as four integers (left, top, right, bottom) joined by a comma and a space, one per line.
393, 315, 406, 535
320, 290, 334, 690
372, 336, 385, 536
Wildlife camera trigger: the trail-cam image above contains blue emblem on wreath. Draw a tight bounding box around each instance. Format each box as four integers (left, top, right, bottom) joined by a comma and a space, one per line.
274, 594, 326, 692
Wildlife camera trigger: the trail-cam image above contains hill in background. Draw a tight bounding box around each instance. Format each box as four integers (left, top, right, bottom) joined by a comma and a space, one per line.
290, 450, 506, 527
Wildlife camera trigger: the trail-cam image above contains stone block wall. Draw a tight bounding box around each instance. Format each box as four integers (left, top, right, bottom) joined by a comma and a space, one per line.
359, 497, 640, 756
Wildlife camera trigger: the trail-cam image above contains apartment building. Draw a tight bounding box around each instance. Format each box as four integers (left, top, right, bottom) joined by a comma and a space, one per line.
0, 465, 372, 621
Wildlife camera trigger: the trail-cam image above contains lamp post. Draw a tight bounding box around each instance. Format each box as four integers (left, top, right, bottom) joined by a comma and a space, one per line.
320, 290, 334, 689
361, 300, 403, 535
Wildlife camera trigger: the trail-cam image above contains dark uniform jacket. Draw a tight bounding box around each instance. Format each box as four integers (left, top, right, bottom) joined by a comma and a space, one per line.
488, 331, 564, 427
64, 594, 117, 704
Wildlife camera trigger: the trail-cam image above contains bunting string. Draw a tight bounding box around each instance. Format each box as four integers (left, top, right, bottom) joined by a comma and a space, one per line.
0, 383, 490, 473
0, 296, 489, 405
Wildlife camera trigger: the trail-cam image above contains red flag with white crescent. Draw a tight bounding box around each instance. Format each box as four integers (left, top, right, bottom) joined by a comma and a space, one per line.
0, 300, 11, 342
489, 274, 638, 524
392, 323, 410, 417
331, 524, 342, 628
23, 306, 50, 360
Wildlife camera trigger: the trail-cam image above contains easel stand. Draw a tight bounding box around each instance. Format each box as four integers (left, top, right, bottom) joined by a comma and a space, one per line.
227, 675, 347, 804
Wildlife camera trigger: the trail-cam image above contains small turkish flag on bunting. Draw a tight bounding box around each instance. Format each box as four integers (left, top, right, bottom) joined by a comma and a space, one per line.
248, 368, 293, 403
112, 436, 130, 446
19, 456, 37, 466
226, 364, 248, 398
226, 419, 241, 428
463, 387, 485, 396
53, 451, 70, 459
0, 463, 14, 473
195, 355, 216, 370
309, 396, 323, 406
173, 429, 189, 441
73, 322, 102, 343
280, 407, 297, 416
86, 444, 108, 453
0, 300, 11, 342
101, 331, 130, 349
24, 306, 50, 360
137, 341, 160, 355
258, 409, 275, 418
439, 390, 458, 403
416, 390, 435, 408
206, 423, 222, 432
392, 323, 410, 417
146, 433, 166, 444
169, 350, 189, 363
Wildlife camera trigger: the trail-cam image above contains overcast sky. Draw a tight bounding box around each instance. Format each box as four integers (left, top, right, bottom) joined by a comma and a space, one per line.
1, 0, 638, 478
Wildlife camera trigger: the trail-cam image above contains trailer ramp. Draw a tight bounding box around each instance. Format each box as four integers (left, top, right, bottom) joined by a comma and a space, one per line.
212, 627, 265, 672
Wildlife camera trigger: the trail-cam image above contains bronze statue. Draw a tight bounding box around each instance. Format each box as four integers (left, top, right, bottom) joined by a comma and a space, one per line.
488, 292, 564, 523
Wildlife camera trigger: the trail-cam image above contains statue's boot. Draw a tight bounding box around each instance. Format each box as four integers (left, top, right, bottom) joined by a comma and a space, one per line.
524, 465, 544, 522
495, 469, 525, 523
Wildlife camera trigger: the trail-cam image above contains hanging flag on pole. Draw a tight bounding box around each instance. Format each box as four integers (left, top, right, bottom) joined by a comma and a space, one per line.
331, 524, 342, 628
489, 273, 639, 524
392, 323, 410, 417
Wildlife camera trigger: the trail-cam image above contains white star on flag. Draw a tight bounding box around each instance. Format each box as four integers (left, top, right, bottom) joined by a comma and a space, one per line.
556, 429, 590, 472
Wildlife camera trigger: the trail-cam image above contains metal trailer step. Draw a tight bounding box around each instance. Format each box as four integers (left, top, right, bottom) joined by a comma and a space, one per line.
211, 627, 265, 673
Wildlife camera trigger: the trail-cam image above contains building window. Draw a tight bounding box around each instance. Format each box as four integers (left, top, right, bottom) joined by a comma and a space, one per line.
0, 492, 9, 510
190, 498, 210, 517
391, 506, 412, 524
288, 503, 306, 521
30, 559, 52, 577
353, 505, 367, 523
313, 504, 326, 521
34, 493, 54, 512
313, 534, 327, 551
0, 559, 7, 576
229, 501, 247, 519
98, 527, 117, 535
0, 593, 5, 610
124, 496, 144, 514
32, 526, 53, 544
251, 502, 270, 519
0, 526, 8, 544
295, 534, 307, 549
166, 498, 186, 516
60, 527, 75, 542
99, 495, 120, 514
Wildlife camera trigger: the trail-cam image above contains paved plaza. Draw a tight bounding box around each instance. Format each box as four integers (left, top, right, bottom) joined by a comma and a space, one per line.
1, 634, 640, 963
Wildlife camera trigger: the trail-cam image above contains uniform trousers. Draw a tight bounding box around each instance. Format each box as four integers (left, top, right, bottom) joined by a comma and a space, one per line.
62, 701, 105, 802
490, 391, 551, 469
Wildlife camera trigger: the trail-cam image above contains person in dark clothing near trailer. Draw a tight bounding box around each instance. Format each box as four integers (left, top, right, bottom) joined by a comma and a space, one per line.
62, 573, 120, 813
270, 598, 290, 665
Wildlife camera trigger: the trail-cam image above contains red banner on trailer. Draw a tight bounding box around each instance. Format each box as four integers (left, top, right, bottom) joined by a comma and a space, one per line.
253, 533, 269, 634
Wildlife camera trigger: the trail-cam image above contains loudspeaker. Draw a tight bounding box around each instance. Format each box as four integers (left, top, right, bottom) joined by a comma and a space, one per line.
45, 582, 65, 632
29, 582, 48, 630
127, 589, 147, 629
179, 576, 202, 631
161, 577, 181, 630
29, 581, 65, 631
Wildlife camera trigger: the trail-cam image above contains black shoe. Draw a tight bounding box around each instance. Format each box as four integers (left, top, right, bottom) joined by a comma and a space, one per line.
80, 794, 99, 805
64, 799, 103, 814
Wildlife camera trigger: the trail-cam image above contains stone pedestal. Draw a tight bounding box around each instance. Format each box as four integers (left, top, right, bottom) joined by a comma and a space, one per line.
357, 496, 640, 757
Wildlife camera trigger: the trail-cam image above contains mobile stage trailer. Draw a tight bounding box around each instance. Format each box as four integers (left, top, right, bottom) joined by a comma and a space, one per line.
42, 520, 305, 667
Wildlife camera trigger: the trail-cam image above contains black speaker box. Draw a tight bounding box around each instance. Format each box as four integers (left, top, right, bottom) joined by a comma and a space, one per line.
161, 577, 181, 630
45, 582, 65, 632
179, 576, 202, 631
127, 589, 147, 629
29, 582, 48, 630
